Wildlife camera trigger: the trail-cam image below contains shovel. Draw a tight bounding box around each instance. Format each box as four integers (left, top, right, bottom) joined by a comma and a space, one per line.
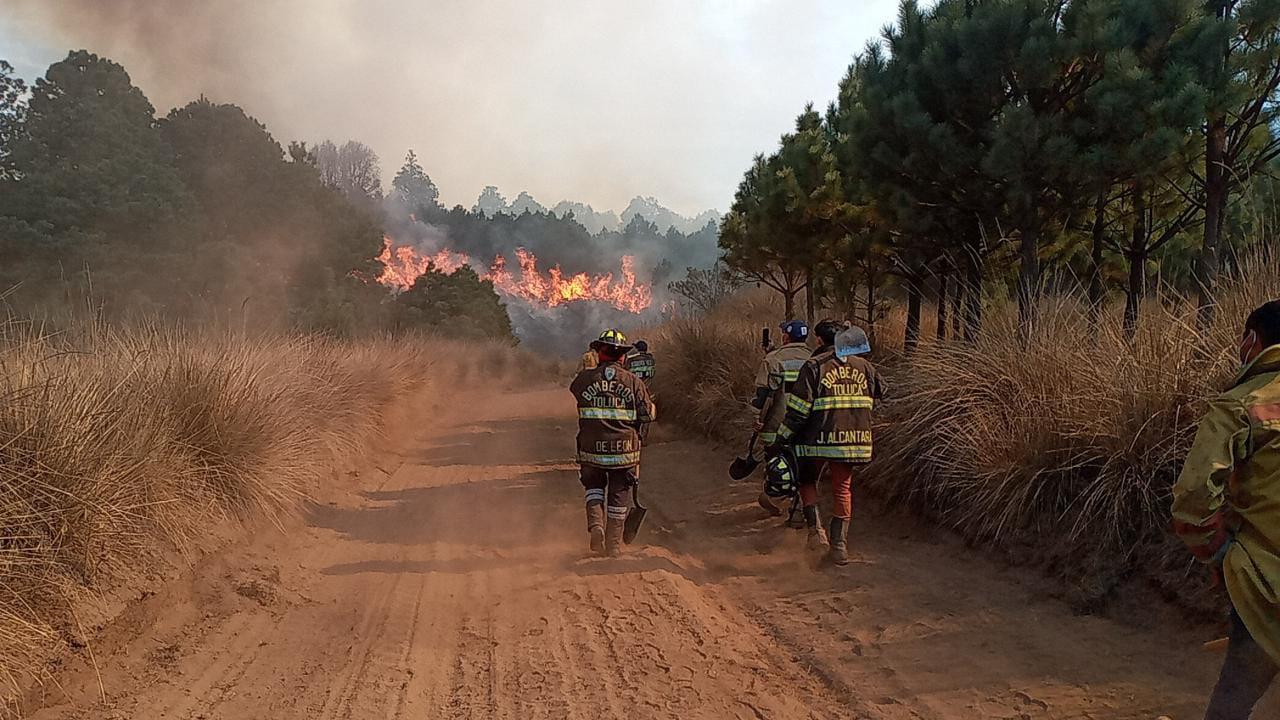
729, 431, 761, 480
623, 484, 647, 544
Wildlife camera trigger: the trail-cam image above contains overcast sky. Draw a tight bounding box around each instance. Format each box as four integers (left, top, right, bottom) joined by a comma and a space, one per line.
1, 1, 900, 216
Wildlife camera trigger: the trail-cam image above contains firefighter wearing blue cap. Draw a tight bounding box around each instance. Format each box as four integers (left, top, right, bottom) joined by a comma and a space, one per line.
774, 325, 885, 565
752, 320, 812, 518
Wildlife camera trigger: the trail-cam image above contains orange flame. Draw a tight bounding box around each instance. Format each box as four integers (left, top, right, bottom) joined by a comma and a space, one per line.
376, 236, 471, 291
375, 238, 652, 312
486, 249, 652, 313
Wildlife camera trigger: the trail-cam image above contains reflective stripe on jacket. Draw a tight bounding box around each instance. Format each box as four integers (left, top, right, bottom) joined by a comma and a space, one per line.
779, 350, 884, 462
570, 361, 655, 469
628, 351, 656, 381
1174, 344, 1280, 665
755, 342, 811, 444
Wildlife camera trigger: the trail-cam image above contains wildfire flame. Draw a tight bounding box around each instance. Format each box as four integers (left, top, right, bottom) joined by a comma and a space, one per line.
376, 236, 471, 290
486, 249, 651, 313
375, 238, 652, 313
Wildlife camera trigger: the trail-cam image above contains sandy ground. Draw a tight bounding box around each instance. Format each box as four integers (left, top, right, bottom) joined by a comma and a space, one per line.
23, 385, 1278, 719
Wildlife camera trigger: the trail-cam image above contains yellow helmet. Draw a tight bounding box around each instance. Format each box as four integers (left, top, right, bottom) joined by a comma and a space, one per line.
590, 328, 631, 352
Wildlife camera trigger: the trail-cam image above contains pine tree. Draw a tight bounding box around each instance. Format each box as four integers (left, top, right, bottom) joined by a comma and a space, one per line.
391, 149, 441, 217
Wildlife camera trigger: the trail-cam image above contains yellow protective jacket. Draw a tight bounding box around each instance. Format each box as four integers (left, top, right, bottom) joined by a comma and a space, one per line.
753, 342, 810, 444
1173, 344, 1280, 664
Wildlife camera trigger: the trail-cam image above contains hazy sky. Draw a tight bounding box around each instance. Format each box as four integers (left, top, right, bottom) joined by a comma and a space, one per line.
1, 1, 900, 216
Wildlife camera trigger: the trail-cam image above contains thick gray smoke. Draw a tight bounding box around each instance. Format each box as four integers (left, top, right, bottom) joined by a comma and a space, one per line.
11, 0, 863, 215
381, 195, 715, 353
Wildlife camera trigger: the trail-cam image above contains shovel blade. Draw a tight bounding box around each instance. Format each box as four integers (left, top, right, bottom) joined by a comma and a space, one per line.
623, 505, 647, 544
729, 455, 761, 481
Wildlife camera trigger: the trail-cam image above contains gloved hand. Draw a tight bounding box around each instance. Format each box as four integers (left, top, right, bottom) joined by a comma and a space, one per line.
752, 418, 764, 432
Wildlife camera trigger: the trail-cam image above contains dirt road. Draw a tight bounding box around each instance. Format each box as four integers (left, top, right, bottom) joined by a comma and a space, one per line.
26, 386, 1275, 719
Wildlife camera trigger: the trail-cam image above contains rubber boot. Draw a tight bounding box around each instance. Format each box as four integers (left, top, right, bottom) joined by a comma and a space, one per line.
758, 491, 783, 517
803, 505, 828, 551
826, 517, 849, 566
605, 517, 626, 557
586, 503, 606, 556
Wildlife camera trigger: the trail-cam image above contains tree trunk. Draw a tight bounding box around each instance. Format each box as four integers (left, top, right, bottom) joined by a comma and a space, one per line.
905, 276, 922, 354
963, 251, 983, 342
865, 281, 877, 345
1088, 191, 1107, 326
1124, 187, 1147, 338
936, 270, 949, 341
951, 273, 963, 339
804, 269, 816, 324
1198, 1, 1230, 330
782, 287, 797, 319
1018, 224, 1039, 340
1124, 251, 1145, 338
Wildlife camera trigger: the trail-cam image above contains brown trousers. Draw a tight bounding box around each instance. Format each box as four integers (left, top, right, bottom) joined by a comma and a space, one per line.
580, 465, 636, 524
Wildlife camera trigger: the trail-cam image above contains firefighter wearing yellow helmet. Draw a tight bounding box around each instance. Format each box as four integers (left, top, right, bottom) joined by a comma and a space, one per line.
570, 329, 657, 556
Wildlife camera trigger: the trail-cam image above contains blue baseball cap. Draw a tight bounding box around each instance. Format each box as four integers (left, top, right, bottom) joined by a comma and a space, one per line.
779, 320, 808, 341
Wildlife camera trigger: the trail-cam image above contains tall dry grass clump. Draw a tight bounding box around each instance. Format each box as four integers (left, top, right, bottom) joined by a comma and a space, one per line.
648, 290, 778, 442
0, 323, 530, 712
652, 263, 1280, 610
867, 266, 1280, 607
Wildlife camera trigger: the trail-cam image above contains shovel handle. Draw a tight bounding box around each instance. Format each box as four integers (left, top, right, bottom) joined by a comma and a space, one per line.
1203, 637, 1229, 654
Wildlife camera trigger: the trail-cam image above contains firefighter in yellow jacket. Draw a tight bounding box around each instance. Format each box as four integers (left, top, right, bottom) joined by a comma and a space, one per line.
571, 329, 656, 556
1174, 300, 1280, 720
752, 320, 812, 517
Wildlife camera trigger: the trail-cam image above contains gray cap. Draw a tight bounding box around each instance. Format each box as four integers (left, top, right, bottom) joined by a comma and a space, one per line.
835, 325, 871, 359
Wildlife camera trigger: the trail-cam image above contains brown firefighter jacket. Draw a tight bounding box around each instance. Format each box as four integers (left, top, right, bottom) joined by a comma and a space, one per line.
754, 342, 812, 445
778, 350, 885, 461
570, 360, 656, 469
1173, 344, 1280, 665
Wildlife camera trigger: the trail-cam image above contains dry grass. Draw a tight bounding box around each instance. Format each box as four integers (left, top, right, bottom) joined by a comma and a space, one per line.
0, 323, 539, 712
651, 264, 1280, 612
648, 290, 778, 443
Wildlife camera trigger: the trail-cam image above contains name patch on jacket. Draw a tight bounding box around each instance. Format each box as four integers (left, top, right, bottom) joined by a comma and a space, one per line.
816, 430, 873, 445
595, 438, 637, 453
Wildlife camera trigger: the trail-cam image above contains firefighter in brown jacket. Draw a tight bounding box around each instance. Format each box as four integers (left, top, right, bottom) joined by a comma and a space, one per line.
775, 325, 885, 565
570, 329, 656, 556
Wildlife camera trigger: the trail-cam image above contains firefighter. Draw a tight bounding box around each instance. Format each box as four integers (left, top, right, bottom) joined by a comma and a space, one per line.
752, 320, 812, 518
628, 340, 656, 383
813, 318, 844, 357
775, 325, 885, 565
1173, 299, 1280, 720
570, 329, 656, 557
